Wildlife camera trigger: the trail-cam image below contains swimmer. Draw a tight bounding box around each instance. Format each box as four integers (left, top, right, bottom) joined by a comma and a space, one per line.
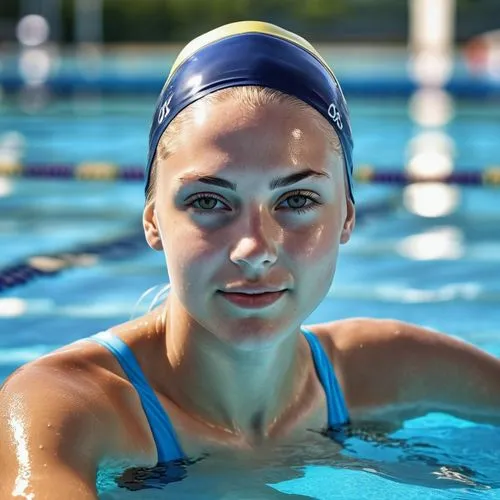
1, 21, 500, 500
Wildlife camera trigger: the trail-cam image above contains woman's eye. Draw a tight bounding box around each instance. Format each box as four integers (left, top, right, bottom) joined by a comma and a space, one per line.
277, 192, 320, 213
194, 197, 217, 210
286, 195, 308, 209
189, 195, 229, 212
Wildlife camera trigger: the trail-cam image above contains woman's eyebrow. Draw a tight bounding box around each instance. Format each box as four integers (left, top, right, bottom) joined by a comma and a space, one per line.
178, 168, 330, 191
269, 169, 330, 189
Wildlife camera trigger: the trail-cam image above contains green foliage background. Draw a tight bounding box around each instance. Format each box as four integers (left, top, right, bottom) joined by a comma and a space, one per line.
0, 0, 498, 43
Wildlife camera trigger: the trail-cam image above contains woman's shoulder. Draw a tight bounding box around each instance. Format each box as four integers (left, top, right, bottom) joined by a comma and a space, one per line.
2, 331, 124, 392
304, 317, 433, 382
41, 308, 166, 385
306, 317, 425, 352
23, 328, 140, 389
1, 328, 159, 464
303, 318, 410, 418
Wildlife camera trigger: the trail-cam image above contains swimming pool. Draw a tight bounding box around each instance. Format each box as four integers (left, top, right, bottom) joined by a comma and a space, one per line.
1, 93, 500, 498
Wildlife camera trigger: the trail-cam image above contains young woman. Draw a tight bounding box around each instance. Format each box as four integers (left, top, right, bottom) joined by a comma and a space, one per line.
1, 21, 500, 500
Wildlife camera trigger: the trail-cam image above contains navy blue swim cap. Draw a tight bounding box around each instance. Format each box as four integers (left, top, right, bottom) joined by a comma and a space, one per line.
146, 21, 354, 201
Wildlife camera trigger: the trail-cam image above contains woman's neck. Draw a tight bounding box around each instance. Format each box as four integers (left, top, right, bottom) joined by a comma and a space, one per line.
161, 296, 312, 442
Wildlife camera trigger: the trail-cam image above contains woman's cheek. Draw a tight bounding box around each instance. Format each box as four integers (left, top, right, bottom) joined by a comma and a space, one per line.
174, 236, 221, 282
285, 221, 339, 263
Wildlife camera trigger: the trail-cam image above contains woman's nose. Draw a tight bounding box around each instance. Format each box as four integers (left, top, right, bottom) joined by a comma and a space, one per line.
229, 207, 280, 275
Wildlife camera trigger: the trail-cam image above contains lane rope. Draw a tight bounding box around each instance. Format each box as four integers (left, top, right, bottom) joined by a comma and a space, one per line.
1, 162, 500, 186
0, 228, 146, 293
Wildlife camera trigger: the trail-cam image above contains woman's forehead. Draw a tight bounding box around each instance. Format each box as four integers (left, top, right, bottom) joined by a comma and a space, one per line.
175, 98, 334, 159
192, 96, 327, 134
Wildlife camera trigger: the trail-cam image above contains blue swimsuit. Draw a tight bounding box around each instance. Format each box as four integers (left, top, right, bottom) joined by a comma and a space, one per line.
87, 327, 349, 463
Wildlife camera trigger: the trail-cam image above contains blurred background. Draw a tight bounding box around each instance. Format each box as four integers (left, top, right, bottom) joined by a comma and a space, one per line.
0, 0, 500, 383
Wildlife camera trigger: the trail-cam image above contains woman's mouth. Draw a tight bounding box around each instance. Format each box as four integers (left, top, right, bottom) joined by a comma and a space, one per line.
217, 290, 286, 309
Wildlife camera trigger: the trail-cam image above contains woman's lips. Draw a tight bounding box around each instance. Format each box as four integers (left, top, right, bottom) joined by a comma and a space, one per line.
218, 290, 286, 308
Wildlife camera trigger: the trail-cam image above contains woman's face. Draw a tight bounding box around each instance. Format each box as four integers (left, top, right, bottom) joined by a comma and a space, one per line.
148, 96, 354, 347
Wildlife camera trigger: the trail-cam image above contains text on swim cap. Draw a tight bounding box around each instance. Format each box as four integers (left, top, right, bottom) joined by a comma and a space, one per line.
327, 103, 343, 130
158, 94, 173, 124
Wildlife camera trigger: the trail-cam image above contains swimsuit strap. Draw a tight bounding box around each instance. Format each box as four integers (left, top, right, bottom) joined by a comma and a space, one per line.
86, 327, 348, 463
301, 327, 349, 428
86, 331, 185, 463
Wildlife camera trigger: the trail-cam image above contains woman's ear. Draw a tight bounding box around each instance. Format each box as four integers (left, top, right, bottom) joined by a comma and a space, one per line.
143, 202, 163, 251
340, 196, 355, 244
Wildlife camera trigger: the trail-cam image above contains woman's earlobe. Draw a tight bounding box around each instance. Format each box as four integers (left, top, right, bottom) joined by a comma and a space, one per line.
143, 203, 163, 251
340, 198, 355, 244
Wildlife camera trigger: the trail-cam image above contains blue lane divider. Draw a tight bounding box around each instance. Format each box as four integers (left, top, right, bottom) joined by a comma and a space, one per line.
1, 163, 500, 186
0, 229, 147, 293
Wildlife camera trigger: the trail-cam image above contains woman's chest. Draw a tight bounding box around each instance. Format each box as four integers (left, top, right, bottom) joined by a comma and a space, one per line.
113, 377, 330, 470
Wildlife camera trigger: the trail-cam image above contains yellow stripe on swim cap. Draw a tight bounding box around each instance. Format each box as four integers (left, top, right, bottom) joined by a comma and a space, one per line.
167, 21, 341, 92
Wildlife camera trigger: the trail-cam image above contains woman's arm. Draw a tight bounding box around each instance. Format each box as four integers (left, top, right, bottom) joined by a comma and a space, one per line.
0, 363, 116, 500
394, 320, 500, 423
331, 318, 500, 424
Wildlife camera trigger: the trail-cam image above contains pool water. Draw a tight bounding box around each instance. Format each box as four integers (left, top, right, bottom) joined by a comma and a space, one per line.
1, 95, 500, 498
96, 416, 500, 499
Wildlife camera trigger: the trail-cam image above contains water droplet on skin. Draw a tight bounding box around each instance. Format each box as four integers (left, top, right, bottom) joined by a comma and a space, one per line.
47, 423, 52, 428
39, 444, 44, 449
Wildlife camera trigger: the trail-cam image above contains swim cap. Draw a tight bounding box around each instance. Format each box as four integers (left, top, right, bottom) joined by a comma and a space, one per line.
146, 21, 354, 202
